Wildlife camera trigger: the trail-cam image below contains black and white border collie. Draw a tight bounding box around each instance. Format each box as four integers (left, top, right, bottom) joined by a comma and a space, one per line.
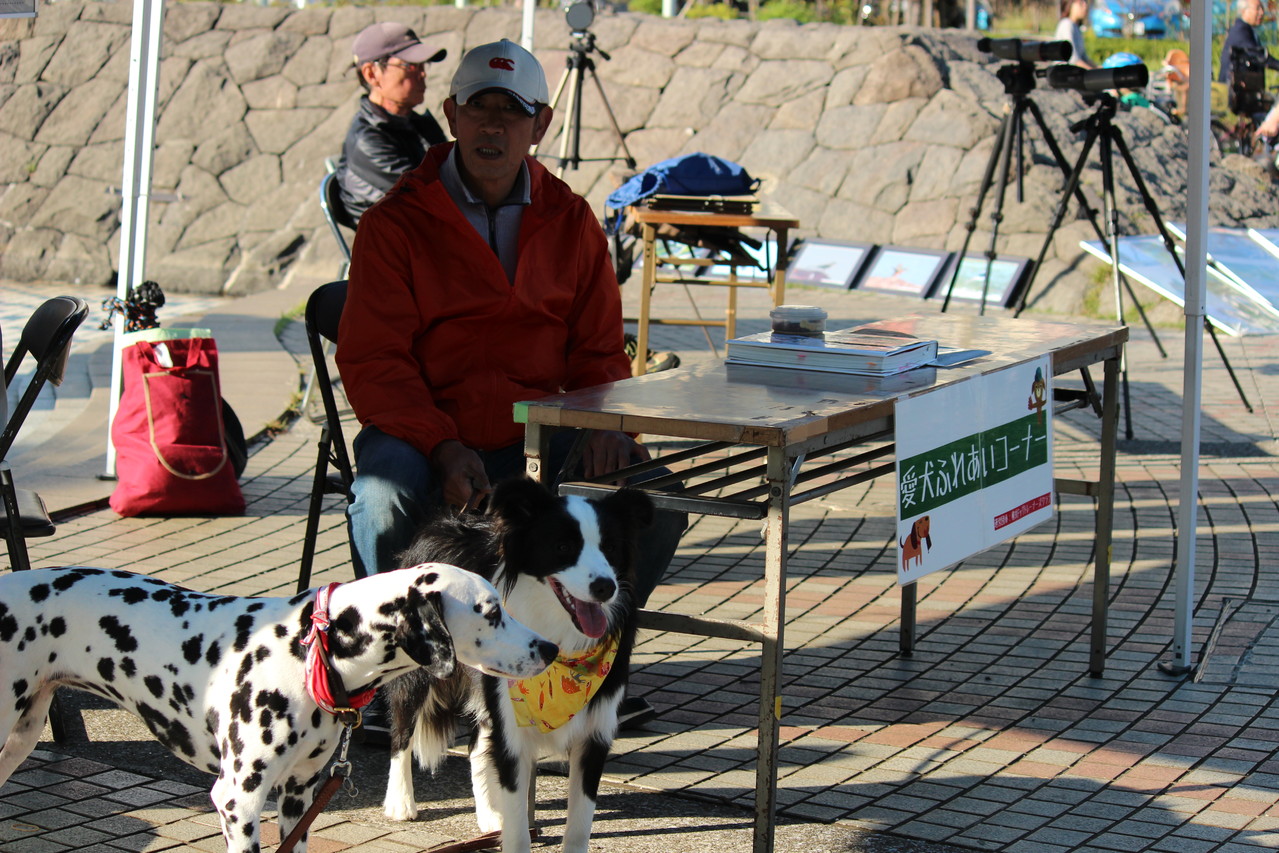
381, 476, 654, 853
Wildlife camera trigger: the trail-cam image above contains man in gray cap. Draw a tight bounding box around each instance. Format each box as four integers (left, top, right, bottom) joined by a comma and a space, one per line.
334, 22, 449, 223
337, 39, 686, 735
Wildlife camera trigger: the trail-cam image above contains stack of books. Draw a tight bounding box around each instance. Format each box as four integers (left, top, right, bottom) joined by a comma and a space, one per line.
726, 322, 938, 376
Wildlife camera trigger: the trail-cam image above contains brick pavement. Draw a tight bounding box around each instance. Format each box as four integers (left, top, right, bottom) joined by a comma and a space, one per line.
3, 277, 1279, 852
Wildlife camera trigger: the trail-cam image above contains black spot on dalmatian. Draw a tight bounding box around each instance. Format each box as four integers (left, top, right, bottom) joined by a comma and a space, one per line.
230, 683, 253, 723
120, 657, 137, 678
28, 583, 49, 603
13, 678, 27, 698
227, 721, 246, 759
137, 702, 197, 759
111, 587, 148, 605
99, 615, 139, 653
98, 658, 115, 682
182, 635, 204, 665
327, 606, 372, 660
47, 616, 66, 637
232, 614, 256, 652
206, 640, 222, 667
51, 568, 102, 592
0, 604, 17, 642
144, 675, 164, 699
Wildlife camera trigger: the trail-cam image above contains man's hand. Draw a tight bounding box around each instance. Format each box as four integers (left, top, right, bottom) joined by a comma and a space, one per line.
431, 439, 491, 513
583, 430, 650, 482
1254, 107, 1279, 141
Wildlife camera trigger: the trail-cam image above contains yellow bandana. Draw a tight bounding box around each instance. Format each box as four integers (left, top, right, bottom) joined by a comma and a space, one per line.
507, 636, 618, 733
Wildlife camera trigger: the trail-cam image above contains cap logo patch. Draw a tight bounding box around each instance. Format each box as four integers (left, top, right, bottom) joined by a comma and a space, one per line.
489, 57, 515, 71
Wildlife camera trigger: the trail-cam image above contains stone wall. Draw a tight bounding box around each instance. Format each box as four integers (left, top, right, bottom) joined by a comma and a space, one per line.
1, 2, 1277, 311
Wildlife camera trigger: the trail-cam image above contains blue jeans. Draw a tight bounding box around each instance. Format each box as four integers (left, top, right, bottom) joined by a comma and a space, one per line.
348, 426, 687, 607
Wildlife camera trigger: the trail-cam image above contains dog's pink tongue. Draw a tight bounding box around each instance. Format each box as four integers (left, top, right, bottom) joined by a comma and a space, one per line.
573, 599, 608, 639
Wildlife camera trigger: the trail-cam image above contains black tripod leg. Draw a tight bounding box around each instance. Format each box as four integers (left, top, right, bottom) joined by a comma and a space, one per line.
587, 65, 637, 170
1016, 103, 1167, 359
943, 102, 1020, 311
1098, 127, 1136, 440
1087, 125, 1165, 355
942, 104, 1019, 311
1015, 110, 1100, 317
1109, 126, 1252, 411
1206, 319, 1255, 411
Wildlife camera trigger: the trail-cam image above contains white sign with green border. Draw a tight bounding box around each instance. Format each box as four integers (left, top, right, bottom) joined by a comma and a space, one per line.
895, 355, 1054, 585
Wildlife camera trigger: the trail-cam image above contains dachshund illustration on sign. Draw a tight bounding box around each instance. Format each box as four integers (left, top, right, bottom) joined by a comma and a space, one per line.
901, 515, 932, 571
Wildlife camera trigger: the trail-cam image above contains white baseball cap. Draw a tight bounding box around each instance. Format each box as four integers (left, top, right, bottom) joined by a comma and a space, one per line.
449, 39, 549, 116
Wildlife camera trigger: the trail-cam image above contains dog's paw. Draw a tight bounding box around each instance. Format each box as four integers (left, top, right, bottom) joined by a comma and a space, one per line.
383, 797, 419, 821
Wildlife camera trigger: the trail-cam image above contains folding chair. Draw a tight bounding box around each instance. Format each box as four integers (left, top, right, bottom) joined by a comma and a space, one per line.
297, 280, 366, 593
319, 172, 356, 279
2, 295, 89, 574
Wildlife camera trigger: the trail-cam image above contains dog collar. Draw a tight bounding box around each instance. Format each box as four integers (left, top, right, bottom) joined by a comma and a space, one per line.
302, 582, 376, 725
507, 636, 618, 733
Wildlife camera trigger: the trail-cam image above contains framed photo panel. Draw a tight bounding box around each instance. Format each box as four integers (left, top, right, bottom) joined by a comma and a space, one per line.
931, 254, 1030, 308
855, 246, 951, 297
786, 239, 875, 290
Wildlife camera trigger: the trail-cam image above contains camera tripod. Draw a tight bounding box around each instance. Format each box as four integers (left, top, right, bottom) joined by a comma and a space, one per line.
535, 30, 636, 178
940, 64, 1160, 338
937, 62, 1168, 440
1018, 91, 1254, 434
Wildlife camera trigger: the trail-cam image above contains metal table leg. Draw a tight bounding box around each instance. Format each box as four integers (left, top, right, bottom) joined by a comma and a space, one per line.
1090, 353, 1120, 676
753, 446, 791, 853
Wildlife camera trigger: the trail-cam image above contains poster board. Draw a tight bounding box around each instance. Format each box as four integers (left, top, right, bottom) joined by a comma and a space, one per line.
0, 0, 35, 16
1081, 237, 1279, 336
856, 246, 950, 297
895, 355, 1055, 585
786, 239, 875, 290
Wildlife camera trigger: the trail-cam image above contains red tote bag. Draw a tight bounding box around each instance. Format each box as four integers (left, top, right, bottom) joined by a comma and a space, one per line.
109, 334, 245, 517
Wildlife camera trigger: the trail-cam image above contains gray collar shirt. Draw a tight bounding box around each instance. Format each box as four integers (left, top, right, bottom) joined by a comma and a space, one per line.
439, 147, 532, 284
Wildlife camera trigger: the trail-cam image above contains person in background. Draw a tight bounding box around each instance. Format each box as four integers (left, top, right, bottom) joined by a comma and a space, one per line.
337, 39, 687, 735
1055, 0, 1097, 69
334, 22, 448, 224
1219, 0, 1279, 84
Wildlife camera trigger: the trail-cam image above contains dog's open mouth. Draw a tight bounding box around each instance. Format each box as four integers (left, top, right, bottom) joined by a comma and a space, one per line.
548, 577, 608, 639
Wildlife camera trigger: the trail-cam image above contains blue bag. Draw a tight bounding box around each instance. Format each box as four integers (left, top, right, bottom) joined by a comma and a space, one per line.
604, 153, 760, 232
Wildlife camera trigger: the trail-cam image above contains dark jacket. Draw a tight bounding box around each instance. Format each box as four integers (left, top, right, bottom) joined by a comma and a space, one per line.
1218, 17, 1279, 83
334, 96, 447, 224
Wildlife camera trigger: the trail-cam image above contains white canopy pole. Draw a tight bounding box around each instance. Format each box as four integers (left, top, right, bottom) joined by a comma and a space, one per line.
104, 0, 164, 478
521, 0, 535, 52
1166, 0, 1211, 675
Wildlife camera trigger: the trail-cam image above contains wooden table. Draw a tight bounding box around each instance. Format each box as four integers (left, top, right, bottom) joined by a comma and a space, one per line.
516, 314, 1128, 853
630, 206, 799, 375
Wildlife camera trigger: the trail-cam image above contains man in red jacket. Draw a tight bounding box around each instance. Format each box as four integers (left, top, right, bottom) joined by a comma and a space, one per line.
337, 40, 684, 729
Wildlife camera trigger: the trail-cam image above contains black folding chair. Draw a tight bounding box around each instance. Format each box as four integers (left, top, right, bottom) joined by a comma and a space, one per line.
298, 280, 366, 592
2, 295, 89, 574
319, 172, 356, 280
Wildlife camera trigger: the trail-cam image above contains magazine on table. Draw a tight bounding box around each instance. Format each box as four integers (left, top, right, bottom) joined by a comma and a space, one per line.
726, 321, 939, 376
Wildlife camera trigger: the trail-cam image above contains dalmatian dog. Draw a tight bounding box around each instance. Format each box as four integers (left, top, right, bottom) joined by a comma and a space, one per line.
0, 565, 557, 853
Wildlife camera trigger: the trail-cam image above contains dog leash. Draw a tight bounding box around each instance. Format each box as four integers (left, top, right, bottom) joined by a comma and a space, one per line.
275, 724, 356, 853
277, 583, 371, 853
422, 828, 540, 853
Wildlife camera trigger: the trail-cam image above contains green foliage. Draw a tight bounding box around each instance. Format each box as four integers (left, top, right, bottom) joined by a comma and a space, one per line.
757, 0, 819, 22
628, 0, 665, 13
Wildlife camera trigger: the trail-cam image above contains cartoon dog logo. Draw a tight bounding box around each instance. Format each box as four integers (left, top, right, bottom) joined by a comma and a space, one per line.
900, 515, 932, 571
1027, 367, 1047, 425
